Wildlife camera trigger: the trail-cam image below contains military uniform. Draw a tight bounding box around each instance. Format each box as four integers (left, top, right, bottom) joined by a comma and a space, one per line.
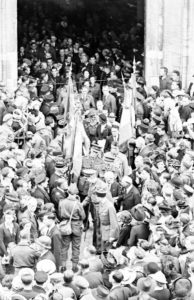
99, 199, 119, 251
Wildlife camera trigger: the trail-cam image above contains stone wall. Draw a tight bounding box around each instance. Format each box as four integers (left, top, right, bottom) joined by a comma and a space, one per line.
145, 0, 194, 89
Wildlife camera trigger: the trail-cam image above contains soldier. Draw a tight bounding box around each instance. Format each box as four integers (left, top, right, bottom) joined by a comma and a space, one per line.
97, 183, 120, 251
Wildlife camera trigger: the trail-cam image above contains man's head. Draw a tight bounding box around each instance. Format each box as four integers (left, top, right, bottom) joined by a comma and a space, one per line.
172, 70, 180, 81
160, 67, 168, 77
20, 273, 34, 288
102, 85, 109, 97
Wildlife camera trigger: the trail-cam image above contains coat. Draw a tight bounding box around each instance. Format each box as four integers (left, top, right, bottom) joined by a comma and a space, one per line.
0, 223, 20, 256
47, 225, 62, 270
127, 222, 150, 248
121, 185, 141, 210
96, 124, 112, 140
58, 196, 85, 221
31, 186, 50, 204
11, 241, 39, 268
99, 199, 119, 241
103, 94, 117, 115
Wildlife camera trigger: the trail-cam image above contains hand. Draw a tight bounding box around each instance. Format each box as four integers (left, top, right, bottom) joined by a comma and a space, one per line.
109, 237, 115, 243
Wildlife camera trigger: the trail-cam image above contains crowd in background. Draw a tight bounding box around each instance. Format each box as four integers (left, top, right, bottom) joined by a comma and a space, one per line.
1, 1, 194, 300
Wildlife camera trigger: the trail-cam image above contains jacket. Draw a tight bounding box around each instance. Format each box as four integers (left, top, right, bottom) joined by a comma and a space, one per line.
47, 225, 62, 270
37, 250, 56, 264
58, 195, 85, 221
99, 199, 119, 241
11, 241, 39, 268
121, 185, 141, 210
103, 94, 117, 114
96, 124, 112, 140
31, 186, 50, 204
127, 223, 150, 247
0, 223, 20, 256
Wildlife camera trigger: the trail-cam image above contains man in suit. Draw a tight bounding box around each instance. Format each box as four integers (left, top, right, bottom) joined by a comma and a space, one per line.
96, 113, 112, 144
104, 125, 119, 152
31, 173, 50, 204
102, 85, 117, 115
159, 67, 172, 91
127, 205, 150, 248
104, 171, 122, 212
42, 213, 62, 271
120, 176, 141, 211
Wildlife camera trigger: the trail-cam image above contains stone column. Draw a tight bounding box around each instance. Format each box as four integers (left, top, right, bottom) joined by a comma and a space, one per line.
0, 0, 17, 92
145, 0, 194, 89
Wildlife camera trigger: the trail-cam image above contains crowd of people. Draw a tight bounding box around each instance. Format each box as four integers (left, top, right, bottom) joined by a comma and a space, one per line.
1, 1, 194, 300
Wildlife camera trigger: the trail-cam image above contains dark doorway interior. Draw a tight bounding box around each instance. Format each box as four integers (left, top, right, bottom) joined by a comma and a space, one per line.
17, 0, 144, 63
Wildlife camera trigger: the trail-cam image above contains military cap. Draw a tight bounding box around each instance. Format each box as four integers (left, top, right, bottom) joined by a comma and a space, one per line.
112, 124, 120, 130
55, 159, 66, 168
82, 169, 97, 177
109, 112, 116, 118
104, 154, 115, 164
91, 143, 102, 153
95, 180, 108, 196
173, 189, 185, 201
183, 184, 194, 196
52, 150, 63, 157
158, 200, 171, 211
40, 84, 50, 95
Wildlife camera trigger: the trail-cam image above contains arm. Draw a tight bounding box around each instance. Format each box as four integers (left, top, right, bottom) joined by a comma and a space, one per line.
127, 226, 137, 248
122, 155, 129, 176
0, 227, 7, 256
52, 233, 62, 270
109, 205, 119, 241
78, 202, 86, 220
111, 96, 117, 115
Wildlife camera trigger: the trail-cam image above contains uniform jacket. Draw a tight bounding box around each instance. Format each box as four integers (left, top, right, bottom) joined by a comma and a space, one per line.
47, 225, 62, 270
11, 241, 39, 268
127, 222, 150, 248
0, 223, 20, 256
80, 94, 96, 112
31, 186, 50, 204
99, 199, 119, 241
58, 195, 85, 221
103, 94, 117, 115
109, 285, 132, 300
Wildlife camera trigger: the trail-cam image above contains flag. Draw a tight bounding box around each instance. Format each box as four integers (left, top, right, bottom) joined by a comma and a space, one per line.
64, 65, 74, 122
71, 113, 90, 179
119, 74, 135, 151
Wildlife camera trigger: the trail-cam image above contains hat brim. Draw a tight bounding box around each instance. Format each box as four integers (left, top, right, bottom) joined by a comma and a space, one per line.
36, 239, 51, 250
